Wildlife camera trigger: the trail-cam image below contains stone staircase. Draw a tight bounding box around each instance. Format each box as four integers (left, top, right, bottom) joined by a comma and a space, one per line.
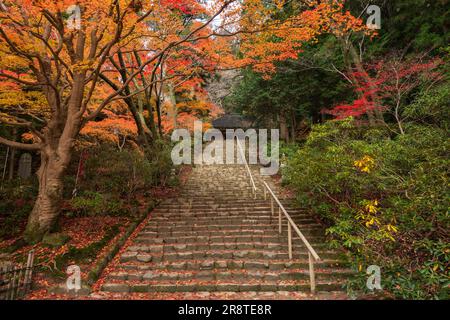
100, 164, 351, 298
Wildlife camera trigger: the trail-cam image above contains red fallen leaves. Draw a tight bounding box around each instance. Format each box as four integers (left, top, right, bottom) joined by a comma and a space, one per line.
22, 218, 132, 300
27, 290, 348, 300
61, 216, 127, 249
92, 213, 156, 292
0, 216, 130, 299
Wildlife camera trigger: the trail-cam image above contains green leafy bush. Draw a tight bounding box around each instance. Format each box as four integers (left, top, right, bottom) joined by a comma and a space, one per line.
283, 119, 449, 299
67, 143, 174, 216
82, 144, 173, 195
403, 82, 450, 130
69, 191, 125, 217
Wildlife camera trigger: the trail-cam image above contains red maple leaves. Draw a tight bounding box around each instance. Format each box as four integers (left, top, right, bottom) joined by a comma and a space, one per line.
161, 0, 195, 14
324, 56, 443, 120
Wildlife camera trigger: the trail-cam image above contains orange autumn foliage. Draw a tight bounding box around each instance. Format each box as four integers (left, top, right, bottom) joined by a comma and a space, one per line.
80, 110, 138, 145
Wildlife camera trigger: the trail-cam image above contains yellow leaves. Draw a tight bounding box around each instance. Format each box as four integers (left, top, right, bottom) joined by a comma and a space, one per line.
357, 200, 379, 221
356, 199, 398, 242
72, 60, 95, 73
0, 54, 29, 70
354, 155, 375, 173
365, 217, 378, 228
386, 224, 398, 233
365, 199, 378, 214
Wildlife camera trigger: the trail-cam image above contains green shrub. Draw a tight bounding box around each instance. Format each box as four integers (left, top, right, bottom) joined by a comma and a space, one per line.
404, 82, 450, 130
283, 119, 449, 299
69, 191, 126, 217
81, 144, 174, 197
66, 143, 175, 216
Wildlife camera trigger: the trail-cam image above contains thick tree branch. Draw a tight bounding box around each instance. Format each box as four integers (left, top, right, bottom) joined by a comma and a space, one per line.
0, 135, 41, 151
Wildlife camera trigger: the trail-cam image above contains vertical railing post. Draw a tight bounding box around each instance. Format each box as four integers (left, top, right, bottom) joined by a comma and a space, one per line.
308, 252, 316, 294
278, 207, 282, 234
264, 187, 267, 200
288, 222, 292, 260
24, 250, 34, 292
271, 198, 274, 216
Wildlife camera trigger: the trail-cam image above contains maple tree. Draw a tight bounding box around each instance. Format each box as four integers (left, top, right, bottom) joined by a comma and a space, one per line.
324, 54, 443, 134
0, 0, 234, 243
227, 0, 369, 74
98, 1, 225, 145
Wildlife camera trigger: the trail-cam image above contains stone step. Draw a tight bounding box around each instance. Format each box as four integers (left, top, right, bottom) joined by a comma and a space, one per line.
134, 234, 326, 244
143, 223, 321, 232
160, 198, 297, 204
157, 198, 298, 204
119, 249, 341, 263
125, 242, 335, 254
145, 217, 316, 225
151, 213, 314, 220
91, 291, 349, 300
101, 279, 346, 293
139, 228, 323, 238
155, 201, 307, 213
99, 162, 351, 297
108, 268, 354, 282
117, 258, 346, 271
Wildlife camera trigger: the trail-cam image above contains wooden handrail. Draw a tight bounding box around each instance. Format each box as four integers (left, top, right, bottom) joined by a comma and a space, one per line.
263, 181, 320, 293
262, 181, 321, 261
235, 138, 321, 293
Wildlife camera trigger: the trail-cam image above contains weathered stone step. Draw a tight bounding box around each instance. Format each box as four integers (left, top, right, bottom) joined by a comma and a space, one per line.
108, 268, 353, 282
151, 211, 309, 218
143, 223, 321, 232
157, 199, 298, 204
135, 233, 326, 243
101, 279, 346, 293
120, 249, 341, 263
125, 242, 334, 254
117, 258, 346, 271
140, 227, 323, 238
151, 213, 315, 220
160, 198, 297, 204
145, 217, 316, 225
154, 205, 305, 212
92, 290, 349, 300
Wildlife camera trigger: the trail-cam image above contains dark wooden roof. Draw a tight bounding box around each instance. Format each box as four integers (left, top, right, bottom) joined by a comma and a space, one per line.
212, 113, 252, 129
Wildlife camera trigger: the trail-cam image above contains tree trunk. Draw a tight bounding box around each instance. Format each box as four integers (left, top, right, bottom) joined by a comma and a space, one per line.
290, 110, 296, 142
279, 113, 289, 142
24, 148, 67, 243
144, 102, 158, 140
23, 73, 84, 243
8, 128, 17, 180
155, 97, 163, 136
167, 84, 177, 130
